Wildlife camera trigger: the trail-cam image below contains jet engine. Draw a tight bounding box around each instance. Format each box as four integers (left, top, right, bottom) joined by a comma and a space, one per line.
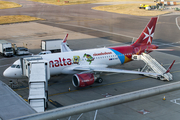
72, 73, 95, 87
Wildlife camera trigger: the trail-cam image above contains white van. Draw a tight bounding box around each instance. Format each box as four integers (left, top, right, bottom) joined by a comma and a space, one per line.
38, 51, 51, 55
16, 47, 30, 55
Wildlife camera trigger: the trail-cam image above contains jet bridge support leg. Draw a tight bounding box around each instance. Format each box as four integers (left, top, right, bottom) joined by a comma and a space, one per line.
132, 53, 173, 81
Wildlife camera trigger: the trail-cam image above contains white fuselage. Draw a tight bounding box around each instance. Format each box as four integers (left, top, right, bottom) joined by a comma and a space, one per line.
3, 46, 131, 79
42, 47, 125, 75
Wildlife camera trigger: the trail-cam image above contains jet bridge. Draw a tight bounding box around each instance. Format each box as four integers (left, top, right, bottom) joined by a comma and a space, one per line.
20, 56, 50, 112
20, 56, 43, 77
132, 53, 173, 81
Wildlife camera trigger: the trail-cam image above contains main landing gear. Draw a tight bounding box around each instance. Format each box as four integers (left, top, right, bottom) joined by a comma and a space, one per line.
96, 77, 103, 83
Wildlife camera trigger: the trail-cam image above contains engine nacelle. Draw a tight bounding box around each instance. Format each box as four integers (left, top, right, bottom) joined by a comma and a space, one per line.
72, 73, 95, 87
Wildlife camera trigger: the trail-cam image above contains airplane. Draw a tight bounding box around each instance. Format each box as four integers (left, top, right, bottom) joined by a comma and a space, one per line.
3, 17, 174, 88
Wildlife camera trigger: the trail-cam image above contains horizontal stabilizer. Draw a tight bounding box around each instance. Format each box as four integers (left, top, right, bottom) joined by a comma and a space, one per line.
147, 49, 174, 51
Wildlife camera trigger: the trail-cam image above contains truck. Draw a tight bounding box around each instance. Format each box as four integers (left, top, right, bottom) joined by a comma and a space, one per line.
41, 39, 68, 53
0, 40, 14, 57
139, 4, 151, 10
12, 44, 30, 56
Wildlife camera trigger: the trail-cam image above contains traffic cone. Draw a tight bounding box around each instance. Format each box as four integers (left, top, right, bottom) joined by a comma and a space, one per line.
69, 87, 71, 91
163, 95, 166, 101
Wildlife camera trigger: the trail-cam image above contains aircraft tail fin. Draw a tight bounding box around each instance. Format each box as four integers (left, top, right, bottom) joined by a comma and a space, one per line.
61, 34, 71, 52
131, 17, 158, 47
62, 34, 68, 43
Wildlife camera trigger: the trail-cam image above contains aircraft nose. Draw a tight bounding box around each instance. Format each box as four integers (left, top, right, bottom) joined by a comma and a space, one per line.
3, 67, 13, 78
3, 68, 16, 78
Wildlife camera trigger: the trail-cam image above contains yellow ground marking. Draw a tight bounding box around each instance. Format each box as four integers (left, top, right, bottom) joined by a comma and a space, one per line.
0, 15, 45, 25
157, 22, 177, 25
24, 99, 28, 102
0, 1, 21, 9
92, 3, 171, 16
164, 61, 180, 65
19, 95, 22, 98
14, 87, 29, 91
49, 99, 53, 102
171, 70, 180, 73
49, 99, 58, 105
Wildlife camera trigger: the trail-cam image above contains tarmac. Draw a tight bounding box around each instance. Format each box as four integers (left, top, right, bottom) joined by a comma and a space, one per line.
1, 22, 180, 119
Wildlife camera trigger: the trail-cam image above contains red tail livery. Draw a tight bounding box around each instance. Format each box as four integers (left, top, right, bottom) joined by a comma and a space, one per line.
132, 17, 158, 46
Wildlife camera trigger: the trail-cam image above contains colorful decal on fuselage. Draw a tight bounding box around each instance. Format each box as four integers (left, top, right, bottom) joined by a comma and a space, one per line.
73, 56, 80, 64
109, 48, 132, 64
83, 53, 94, 65
109, 48, 125, 64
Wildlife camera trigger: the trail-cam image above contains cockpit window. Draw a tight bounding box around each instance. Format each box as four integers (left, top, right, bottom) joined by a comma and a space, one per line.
11, 65, 16, 68
11, 64, 21, 68
16, 65, 20, 68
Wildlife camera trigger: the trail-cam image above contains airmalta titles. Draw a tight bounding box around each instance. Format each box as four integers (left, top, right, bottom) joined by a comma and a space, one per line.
49, 57, 72, 68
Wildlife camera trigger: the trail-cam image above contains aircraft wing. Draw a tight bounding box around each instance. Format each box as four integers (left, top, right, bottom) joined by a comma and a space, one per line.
73, 67, 160, 76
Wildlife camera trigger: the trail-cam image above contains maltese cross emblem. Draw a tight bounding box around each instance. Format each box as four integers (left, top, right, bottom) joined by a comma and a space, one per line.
143, 26, 154, 44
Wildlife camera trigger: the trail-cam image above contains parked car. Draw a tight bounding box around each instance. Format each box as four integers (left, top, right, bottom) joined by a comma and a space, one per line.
38, 51, 52, 55
16, 47, 30, 55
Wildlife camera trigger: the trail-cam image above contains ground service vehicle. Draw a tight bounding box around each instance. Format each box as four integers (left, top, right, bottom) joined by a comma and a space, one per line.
139, 4, 151, 9
38, 51, 52, 55
0, 40, 14, 57
41, 39, 68, 53
16, 47, 30, 55
12, 44, 30, 55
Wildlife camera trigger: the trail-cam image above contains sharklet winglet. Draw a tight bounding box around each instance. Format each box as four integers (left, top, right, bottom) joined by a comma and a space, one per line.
165, 60, 175, 74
